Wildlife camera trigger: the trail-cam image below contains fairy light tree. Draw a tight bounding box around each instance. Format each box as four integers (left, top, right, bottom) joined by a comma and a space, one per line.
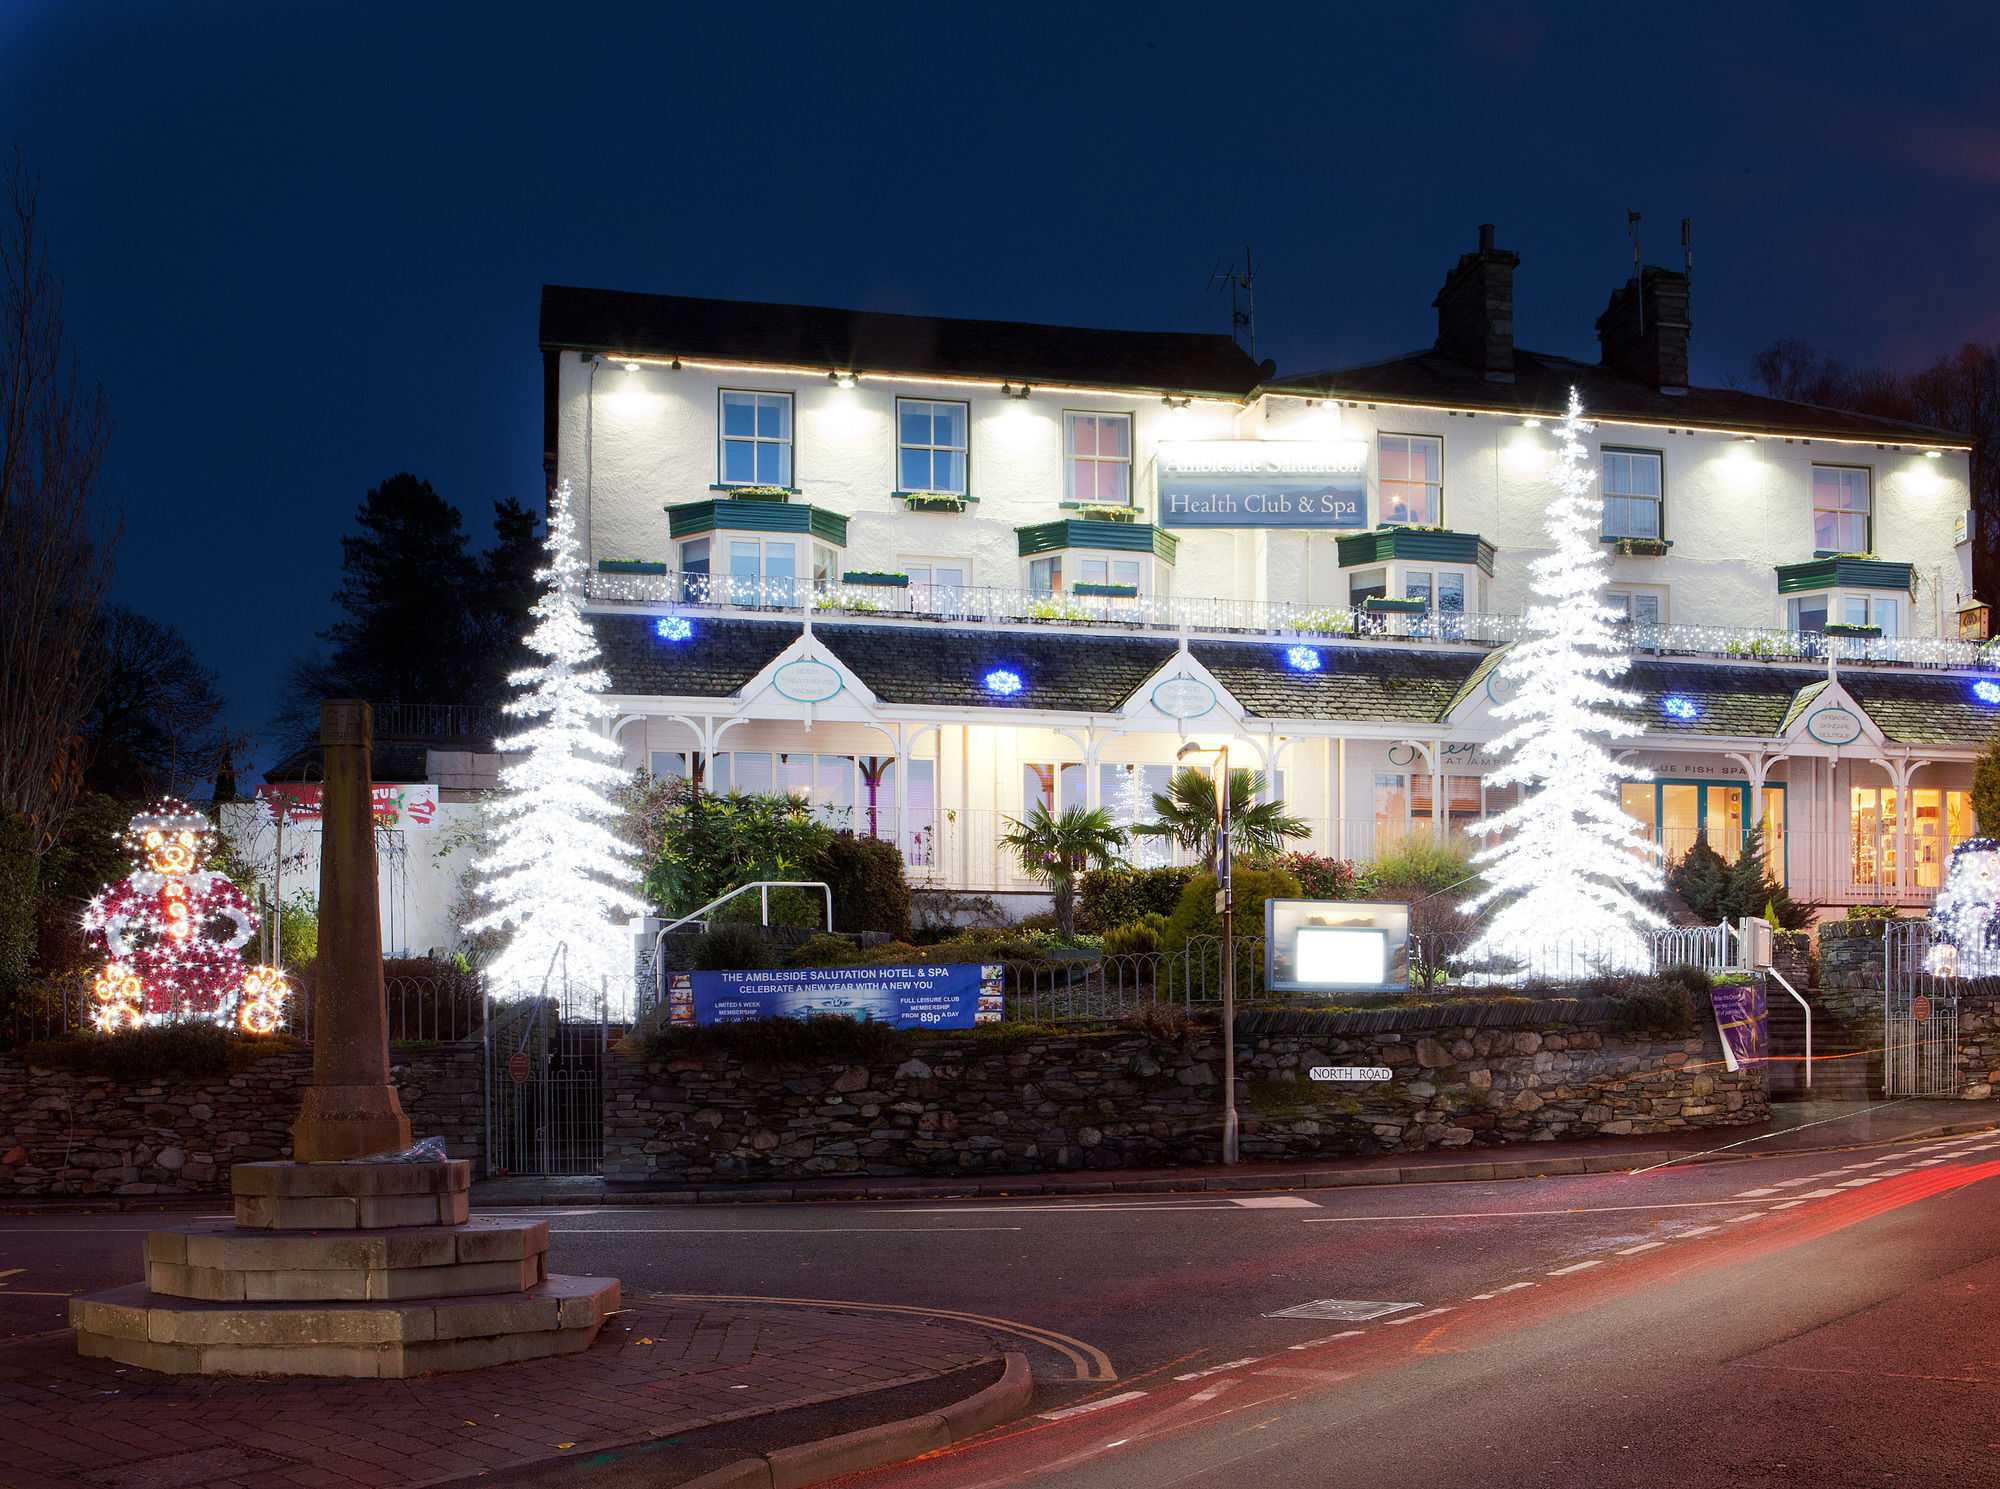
1467, 390, 1663, 976
470, 480, 645, 998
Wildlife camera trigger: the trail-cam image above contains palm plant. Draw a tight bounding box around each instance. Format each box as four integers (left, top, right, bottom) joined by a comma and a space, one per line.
1131, 767, 1309, 872
997, 803, 1128, 939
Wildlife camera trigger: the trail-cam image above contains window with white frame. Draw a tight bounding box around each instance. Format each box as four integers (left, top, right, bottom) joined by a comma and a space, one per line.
1608, 587, 1665, 625
1812, 465, 1871, 552
1023, 763, 1087, 815
898, 399, 968, 494
1065, 412, 1132, 505
902, 558, 970, 609
1378, 434, 1442, 525
720, 390, 793, 487
1029, 555, 1062, 593
1078, 556, 1142, 591
1602, 449, 1663, 539
1791, 592, 1900, 635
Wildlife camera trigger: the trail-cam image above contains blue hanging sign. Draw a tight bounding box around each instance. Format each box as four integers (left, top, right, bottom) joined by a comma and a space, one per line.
1156, 440, 1368, 529
665, 963, 1003, 1029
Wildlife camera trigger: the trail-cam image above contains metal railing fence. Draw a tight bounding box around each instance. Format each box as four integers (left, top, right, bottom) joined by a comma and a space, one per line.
590, 570, 2000, 673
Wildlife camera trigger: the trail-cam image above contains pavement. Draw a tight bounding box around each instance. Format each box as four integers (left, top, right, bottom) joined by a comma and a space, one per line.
0, 1296, 1006, 1489
465, 1098, 1993, 1208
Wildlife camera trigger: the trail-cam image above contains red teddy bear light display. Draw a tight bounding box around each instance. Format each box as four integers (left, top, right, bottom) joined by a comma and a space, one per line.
81, 799, 289, 1034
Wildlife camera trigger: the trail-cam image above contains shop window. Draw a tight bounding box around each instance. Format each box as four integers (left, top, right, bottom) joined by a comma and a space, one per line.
1602, 449, 1663, 539
1812, 465, 1871, 552
1065, 412, 1132, 505
720, 390, 793, 487
898, 399, 968, 494
1853, 785, 1972, 890
1379, 434, 1442, 525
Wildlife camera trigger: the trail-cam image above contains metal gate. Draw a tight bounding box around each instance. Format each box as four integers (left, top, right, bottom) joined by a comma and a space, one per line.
483, 990, 607, 1177
1883, 922, 1962, 1097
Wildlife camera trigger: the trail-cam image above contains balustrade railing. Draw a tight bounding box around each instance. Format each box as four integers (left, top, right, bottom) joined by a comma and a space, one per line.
588, 571, 2000, 671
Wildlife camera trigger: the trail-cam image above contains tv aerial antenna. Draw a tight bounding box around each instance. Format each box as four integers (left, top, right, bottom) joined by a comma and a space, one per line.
1210, 247, 1257, 362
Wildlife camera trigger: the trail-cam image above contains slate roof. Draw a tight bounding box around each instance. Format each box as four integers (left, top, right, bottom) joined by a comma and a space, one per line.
592, 614, 802, 698
1614, 661, 1823, 738
817, 627, 1176, 711
540, 286, 1267, 397
1190, 641, 1484, 722
1268, 346, 1971, 446
1841, 673, 2000, 746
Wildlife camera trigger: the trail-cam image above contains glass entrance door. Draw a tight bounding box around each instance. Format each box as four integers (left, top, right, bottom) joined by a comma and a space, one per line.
1621, 780, 1785, 884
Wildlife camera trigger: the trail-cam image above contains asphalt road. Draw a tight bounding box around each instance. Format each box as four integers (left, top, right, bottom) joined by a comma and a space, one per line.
4, 1128, 1999, 1487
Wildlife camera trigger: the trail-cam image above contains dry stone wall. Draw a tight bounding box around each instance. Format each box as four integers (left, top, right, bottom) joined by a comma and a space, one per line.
0, 1045, 483, 1197
605, 996, 1766, 1183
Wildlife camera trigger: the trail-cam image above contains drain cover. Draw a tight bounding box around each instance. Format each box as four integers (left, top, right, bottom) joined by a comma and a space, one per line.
1263, 1298, 1422, 1321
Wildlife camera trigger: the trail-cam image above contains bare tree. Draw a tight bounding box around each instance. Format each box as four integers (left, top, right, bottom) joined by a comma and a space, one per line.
0, 152, 120, 853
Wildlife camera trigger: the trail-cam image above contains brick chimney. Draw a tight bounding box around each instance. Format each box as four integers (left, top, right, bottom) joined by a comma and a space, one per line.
1595, 266, 1692, 392
1431, 224, 1520, 382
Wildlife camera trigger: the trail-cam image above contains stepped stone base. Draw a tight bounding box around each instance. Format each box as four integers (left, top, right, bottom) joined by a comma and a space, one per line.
73, 1274, 618, 1378
143, 1217, 549, 1302
231, 1158, 470, 1230
72, 1156, 619, 1377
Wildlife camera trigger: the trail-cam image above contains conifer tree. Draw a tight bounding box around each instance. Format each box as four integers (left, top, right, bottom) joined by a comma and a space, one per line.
1466, 390, 1664, 976
469, 481, 644, 997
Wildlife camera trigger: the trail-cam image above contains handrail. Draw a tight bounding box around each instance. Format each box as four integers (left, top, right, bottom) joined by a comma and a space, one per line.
1765, 966, 1812, 1090
650, 881, 835, 1018
655, 880, 833, 938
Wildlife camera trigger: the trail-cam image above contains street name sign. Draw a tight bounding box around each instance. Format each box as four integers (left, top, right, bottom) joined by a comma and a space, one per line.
1309, 1066, 1393, 1082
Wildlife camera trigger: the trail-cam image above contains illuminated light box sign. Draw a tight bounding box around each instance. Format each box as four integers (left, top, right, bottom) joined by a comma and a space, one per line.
665, 963, 1003, 1029
255, 782, 440, 830
1265, 898, 1411, 995
1156, 440, 1368, 529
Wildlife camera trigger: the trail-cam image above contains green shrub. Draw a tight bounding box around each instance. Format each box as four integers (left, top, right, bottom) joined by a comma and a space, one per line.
1657, 962, 1714, 995
1669, 831, 1730, 919
1271, 852, 1363, 901
789, 934, 861, 968
1846, 903, 1903, 921
688, 924, 780, 971
1078, 867, 1199, 933
1103, 914, 1169, 956
810, 831, 911, 938
1163, 862, 1301, 998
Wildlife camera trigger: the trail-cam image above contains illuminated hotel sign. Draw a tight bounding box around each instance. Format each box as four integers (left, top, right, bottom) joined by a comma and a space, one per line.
1156, 440, 1369, 529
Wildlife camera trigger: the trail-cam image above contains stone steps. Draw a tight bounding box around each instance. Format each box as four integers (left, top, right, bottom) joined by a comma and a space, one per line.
73, 1273, 618, 1379
143, 1216, 549, 1302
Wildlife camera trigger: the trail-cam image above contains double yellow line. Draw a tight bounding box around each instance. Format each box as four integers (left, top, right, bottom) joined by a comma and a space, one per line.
661, 1291, 1117, 1381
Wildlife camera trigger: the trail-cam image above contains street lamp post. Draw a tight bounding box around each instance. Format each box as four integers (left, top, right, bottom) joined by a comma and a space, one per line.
1178, 740, 1238, 1164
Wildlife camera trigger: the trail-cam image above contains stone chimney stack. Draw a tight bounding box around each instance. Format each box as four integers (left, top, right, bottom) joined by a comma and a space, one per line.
1596, 266, 1692, 392
1431, 223, 1521, 382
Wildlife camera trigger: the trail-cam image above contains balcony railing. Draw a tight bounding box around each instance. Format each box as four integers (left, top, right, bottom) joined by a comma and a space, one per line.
587, 572, 2000, 671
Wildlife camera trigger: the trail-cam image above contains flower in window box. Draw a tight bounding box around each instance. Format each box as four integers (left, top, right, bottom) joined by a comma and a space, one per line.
1824, 622, 1883, 638
1078, 505, 1136, 523
899, 493, 969, 513
726, 485, 793, 502
1614, 538, 1670, 557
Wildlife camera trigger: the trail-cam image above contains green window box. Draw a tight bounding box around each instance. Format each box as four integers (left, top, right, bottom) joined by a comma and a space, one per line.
1823, 623, 1882, 638
1072, 583, 1138, 597
843, 571, 910, 587
597, 559, 668, 575
1609, 538, 1672, 557
1362, 596, 1429, 614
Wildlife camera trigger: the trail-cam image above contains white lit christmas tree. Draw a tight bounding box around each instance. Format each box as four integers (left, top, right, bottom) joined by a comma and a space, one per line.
1466, 390, 1663, 976
470, 479, 645, 998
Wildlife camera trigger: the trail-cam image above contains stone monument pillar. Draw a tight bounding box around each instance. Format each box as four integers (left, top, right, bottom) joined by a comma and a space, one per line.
292, 699, 412, 1161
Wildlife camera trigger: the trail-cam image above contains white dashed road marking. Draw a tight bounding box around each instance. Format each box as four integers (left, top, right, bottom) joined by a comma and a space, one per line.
1175, 1358, 1261, 1381
1616, 1241, 1666, 1255
1547, 1261, 1602, 1275
1039, 1391, 1148, 1421
1229, 1196, 1322, 1209
1380, 1307, 1456, 1325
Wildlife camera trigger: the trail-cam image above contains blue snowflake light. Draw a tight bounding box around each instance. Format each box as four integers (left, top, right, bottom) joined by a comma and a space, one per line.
984, 669, 1023, 696
1285, 645, 1322, 672
1662, 695, 1699, 721
655, 616, 693, 642
1974, 679, 2000, 705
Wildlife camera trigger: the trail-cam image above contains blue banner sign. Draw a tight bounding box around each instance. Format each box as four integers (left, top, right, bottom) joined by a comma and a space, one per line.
1156, 440, 1369, 529
1711, 980, 1768, 1070
666, 963, 1003, 1029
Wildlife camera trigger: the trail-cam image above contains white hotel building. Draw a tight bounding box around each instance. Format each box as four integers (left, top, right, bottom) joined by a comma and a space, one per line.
541, 228, 1988, 914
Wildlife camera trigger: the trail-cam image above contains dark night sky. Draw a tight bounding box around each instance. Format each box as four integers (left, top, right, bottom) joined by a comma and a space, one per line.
4, 2, 1998, 771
